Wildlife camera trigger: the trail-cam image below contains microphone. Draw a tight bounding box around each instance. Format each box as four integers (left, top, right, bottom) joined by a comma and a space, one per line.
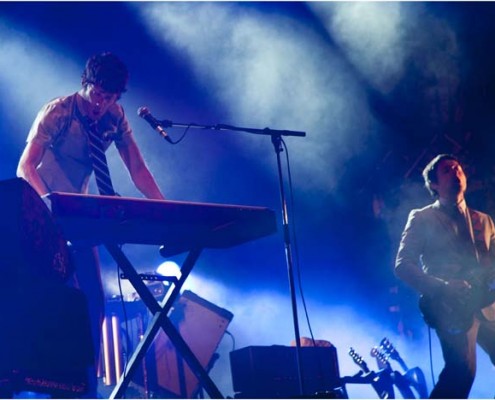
137, 107, 173, 143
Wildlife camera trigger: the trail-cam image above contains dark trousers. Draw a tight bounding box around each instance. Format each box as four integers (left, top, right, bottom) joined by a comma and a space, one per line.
69, 245, 105, 398
430, 317, 495, 398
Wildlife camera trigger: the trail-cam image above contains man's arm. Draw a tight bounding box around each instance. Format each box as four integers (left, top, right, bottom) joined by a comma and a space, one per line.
17, 140, 50, 197
117, 140, 164, 200
395, 210, 449, 295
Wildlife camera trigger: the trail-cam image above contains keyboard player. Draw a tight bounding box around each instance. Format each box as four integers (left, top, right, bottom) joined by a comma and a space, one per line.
17, 52, 165, 397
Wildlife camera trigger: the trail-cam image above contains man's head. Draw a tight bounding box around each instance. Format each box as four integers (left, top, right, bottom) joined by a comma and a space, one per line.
80, 52, 128, 119
81, 52, 128, 94
422, 154, 467, 200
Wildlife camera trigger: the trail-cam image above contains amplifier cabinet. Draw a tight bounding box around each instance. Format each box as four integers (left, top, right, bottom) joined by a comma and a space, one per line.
230, 345, 341, 398
144, 290, 233, 398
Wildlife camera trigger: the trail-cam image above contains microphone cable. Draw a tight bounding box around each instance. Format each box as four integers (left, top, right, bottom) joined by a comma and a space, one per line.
280, 137, 317, 346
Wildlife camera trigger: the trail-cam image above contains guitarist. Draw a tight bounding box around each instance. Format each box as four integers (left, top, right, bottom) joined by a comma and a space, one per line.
395, 154, 495, 398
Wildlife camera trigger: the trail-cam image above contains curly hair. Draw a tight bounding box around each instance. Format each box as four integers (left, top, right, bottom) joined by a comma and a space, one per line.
81, 52, 128, 94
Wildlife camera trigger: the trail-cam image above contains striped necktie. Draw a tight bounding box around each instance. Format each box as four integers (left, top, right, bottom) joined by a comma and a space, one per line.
85, 118, 116, 196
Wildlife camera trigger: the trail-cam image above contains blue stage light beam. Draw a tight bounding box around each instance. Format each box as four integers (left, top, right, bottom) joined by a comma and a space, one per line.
132, 2, 378, 196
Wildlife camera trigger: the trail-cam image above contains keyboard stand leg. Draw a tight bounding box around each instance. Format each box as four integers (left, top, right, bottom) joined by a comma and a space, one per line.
104, 245, 223, 399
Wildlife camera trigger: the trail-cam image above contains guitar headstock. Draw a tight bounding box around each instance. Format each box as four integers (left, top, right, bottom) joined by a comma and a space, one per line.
370, 346, 390, 370
379, 337, 399, 359
349, 347, 370, 373
379, 337, 409, 371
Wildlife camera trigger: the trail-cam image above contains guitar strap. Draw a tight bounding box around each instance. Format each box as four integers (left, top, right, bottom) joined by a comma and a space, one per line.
468, 209, 482, 265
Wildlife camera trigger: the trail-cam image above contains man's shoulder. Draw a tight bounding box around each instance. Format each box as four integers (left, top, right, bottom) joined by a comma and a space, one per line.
40, 93, 77, 116
469, 207, 494, 223
410, 202, 438, 216
29, 93, 78, 142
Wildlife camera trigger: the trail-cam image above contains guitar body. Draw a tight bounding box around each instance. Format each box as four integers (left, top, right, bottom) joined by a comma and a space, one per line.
419, 267, 495, 332
419, 293, 475, 332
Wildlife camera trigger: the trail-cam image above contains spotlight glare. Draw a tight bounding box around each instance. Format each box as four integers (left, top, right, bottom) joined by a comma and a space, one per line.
156, 260, 181, 283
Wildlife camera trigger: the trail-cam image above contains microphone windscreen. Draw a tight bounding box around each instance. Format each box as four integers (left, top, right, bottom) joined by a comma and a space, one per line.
137, 107, 149, 117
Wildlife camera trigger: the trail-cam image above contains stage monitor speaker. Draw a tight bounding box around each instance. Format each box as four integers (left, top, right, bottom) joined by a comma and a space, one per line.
143, 290, 233, 398
230, 345, 342, 399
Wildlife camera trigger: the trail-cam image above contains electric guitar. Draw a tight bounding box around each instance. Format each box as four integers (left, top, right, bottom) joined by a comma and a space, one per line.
346, 347, 395, 399
419, 266, 495, 332
379, 338, 428, 399
370, 346, 418, 399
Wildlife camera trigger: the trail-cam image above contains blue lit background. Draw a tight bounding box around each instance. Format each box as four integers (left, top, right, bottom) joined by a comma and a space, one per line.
2, 2, 495, 397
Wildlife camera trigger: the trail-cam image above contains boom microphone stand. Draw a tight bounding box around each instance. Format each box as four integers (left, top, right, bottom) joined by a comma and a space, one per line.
155, 117, 307, 396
